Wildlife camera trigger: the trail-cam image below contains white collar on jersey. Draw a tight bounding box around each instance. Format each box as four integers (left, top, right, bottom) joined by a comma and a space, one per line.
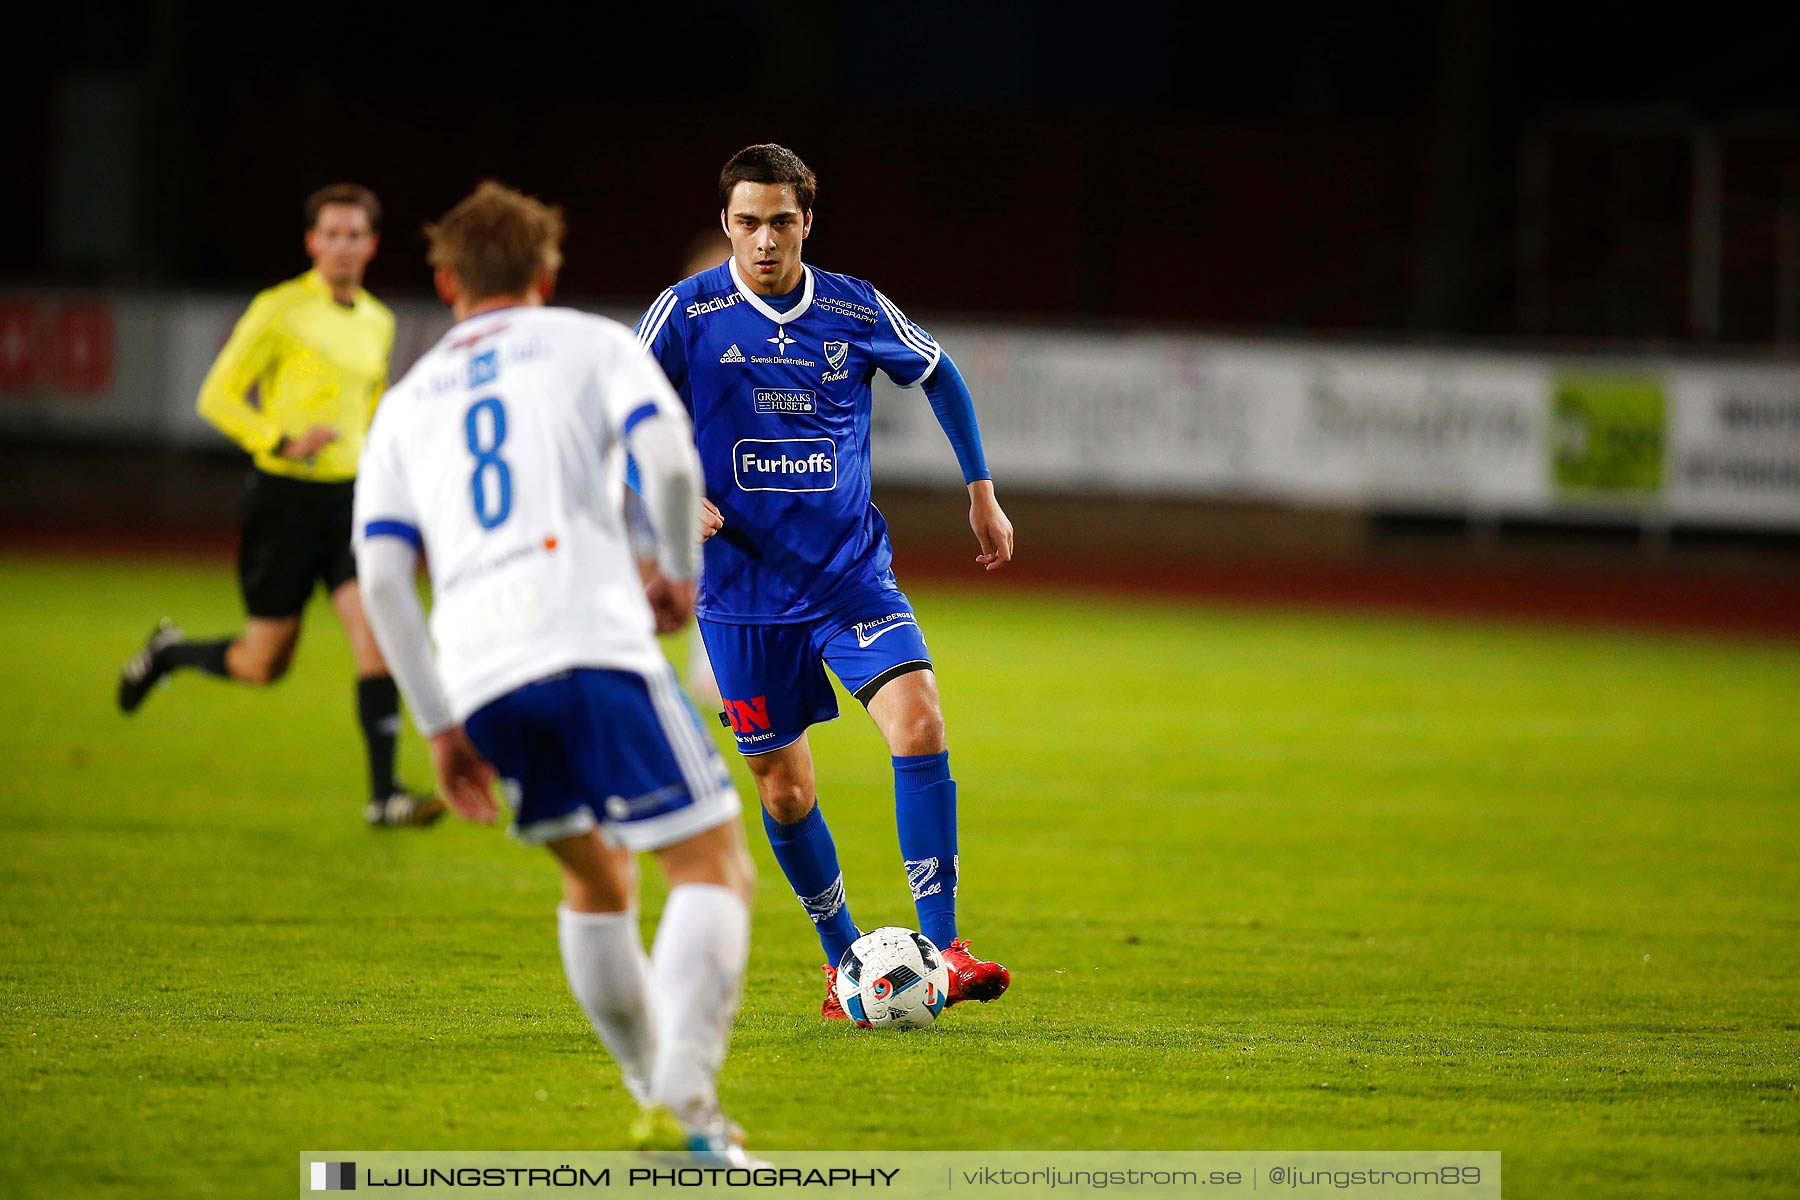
728, 257, 814, 326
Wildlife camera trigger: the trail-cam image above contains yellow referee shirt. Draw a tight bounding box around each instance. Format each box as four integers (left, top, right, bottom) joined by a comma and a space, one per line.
196, 269, 395, 482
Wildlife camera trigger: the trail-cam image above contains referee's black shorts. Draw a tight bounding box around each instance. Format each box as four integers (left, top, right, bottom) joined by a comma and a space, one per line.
237, 469, 359, 620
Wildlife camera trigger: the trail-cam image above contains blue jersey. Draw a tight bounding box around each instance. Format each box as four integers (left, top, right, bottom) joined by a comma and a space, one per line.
636, 259, 941, 624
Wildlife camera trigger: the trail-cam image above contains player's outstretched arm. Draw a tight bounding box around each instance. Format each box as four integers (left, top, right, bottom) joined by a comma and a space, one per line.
969, 479, 1014, 571
918, 354, 1012, 570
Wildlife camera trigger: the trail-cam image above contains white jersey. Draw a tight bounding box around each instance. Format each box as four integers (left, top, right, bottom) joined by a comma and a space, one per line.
354, 305, 689, 719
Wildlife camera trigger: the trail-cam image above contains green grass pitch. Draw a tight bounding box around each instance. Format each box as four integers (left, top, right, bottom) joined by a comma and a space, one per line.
2, 554, 1796, 1198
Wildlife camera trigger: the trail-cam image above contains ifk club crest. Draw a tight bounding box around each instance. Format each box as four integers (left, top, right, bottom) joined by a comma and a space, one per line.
823, 341, 850, 371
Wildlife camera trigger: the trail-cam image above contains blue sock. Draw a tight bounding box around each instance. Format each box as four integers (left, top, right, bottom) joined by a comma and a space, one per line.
762, 802, 860, 965
894, 751, 958, 949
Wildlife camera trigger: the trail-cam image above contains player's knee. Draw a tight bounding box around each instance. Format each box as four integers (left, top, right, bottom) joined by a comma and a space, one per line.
724, 843, 757, 907
889, 708, 947, 757
757, 780, 815, 826
238, 651, 291, 686
660, 821, 757, 905
564, 878, 629, 915
704, 831, 757, 908
349, 635, 385, 675
748, 752, 816, 824
557, 854, 631, 914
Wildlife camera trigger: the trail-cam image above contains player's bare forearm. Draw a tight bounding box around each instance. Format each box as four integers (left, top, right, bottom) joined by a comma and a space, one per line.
646, 573, 698, 634
429, 727, 498, 824
968, 479, 1014, 571
279, 425, 341, 460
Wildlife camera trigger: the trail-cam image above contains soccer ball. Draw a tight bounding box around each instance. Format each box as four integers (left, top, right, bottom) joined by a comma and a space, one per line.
835, 926, 950, 1030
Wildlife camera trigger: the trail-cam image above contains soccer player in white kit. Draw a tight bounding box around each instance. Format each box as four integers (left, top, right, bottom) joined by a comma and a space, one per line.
353, 182, 759, 1161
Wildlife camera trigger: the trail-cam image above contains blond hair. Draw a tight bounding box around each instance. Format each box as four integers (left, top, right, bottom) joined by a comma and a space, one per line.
424, 181, 565, 302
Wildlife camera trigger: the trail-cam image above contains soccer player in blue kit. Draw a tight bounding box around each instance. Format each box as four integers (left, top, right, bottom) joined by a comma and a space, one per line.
636, 144, 1015, 1020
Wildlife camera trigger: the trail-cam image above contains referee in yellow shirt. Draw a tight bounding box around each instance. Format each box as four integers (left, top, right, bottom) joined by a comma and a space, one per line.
118, 183, 441, 828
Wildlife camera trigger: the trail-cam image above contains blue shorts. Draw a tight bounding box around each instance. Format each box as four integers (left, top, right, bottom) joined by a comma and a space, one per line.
698, 587, 933, 755
463, 666, 740, 850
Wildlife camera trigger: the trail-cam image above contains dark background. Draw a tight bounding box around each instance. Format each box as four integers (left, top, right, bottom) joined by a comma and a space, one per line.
12, 1, 1800, 345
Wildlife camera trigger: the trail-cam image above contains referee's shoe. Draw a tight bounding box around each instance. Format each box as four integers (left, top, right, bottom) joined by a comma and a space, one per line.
117, 619, 183, 714
366, 792, 447, 829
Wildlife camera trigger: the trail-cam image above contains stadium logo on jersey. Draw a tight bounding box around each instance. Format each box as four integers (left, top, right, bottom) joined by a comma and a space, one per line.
852, 611, 918, 648
686, 293, 743, 319
754, 388, 816, 414
733, 438, 837, 492
719, 344, 746, 364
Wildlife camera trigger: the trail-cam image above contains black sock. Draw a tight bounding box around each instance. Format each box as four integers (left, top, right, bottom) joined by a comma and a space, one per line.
356, 675, 402, 801
161, 638, 231, 678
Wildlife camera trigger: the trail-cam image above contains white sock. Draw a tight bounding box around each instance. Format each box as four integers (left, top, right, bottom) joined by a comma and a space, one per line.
648, 883, 750, 1130
557, 905, 656, 1106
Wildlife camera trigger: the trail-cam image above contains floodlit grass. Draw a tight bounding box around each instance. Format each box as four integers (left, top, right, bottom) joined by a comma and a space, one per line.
2, 554, 1796, 1198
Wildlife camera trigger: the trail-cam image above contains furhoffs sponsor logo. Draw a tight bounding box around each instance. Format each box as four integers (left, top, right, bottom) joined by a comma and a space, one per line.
732, 438, 837, 492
